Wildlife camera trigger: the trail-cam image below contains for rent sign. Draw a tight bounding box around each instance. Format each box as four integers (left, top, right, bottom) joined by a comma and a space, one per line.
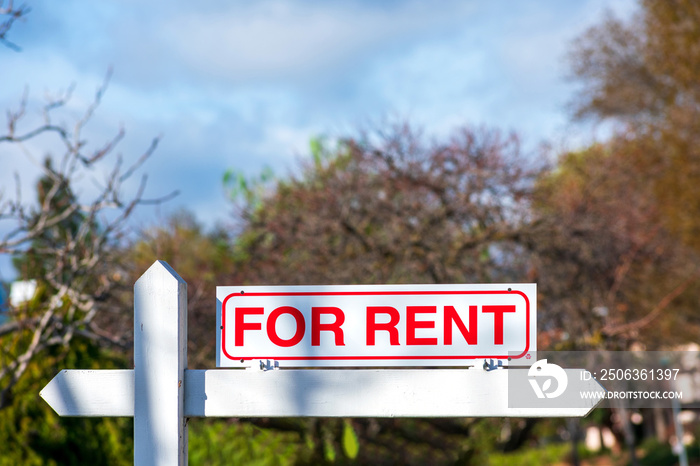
216, 284, 536, 367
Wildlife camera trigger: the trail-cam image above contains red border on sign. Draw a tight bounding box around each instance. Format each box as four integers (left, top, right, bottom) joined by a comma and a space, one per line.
220, 290, 531, 363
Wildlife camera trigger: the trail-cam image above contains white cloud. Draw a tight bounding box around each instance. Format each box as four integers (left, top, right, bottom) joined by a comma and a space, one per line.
108, 1, 477, 87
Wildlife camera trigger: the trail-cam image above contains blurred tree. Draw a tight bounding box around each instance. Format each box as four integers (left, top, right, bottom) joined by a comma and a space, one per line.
225, 123, 543, 464
128, 211, 234, 368
557, 1, 700, 457
560, 0, 700, 346
531, 138, 700, 349
569, 0, 700, 250
231, 123, 541, 287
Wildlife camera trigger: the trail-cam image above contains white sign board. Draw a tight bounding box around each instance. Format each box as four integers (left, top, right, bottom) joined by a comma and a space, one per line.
217, 283, 536, 367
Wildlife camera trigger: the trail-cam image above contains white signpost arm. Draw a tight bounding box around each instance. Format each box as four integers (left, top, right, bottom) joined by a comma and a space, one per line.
40, 367, 602, 418
40, 369, 134, 417
134, 261, 188, 466
184, 368, 598, 418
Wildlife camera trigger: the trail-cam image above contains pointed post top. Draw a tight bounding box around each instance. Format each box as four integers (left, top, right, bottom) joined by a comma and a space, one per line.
137, 260, 185, 285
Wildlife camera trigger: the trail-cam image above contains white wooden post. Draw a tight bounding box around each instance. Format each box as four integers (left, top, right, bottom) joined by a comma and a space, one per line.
134, 261, 187, 465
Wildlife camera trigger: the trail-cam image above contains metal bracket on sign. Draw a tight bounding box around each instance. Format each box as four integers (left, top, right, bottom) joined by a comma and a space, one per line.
483, 359, 504, 371
246, 359, 280, 371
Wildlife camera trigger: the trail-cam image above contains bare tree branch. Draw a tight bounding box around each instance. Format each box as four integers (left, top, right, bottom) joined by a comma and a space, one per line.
0, 76, 173, 408
0, 1, 29, 51
603, 269, 700, 337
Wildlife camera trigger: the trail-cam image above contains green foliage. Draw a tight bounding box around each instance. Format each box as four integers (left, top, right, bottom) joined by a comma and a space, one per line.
637, 438, 676, 466
323, 436, 337, 463
188, 419, 308, 465
223, 165, 275, 209
487, 442, 571, 466
308, 135, 351, 171
637, 437, 700, 466
309, 135, 326, 167
0, 339, 132, 465
341, 420, 359, 460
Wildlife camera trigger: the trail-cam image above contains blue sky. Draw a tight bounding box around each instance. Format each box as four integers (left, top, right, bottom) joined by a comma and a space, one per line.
1, 0, 635, 280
